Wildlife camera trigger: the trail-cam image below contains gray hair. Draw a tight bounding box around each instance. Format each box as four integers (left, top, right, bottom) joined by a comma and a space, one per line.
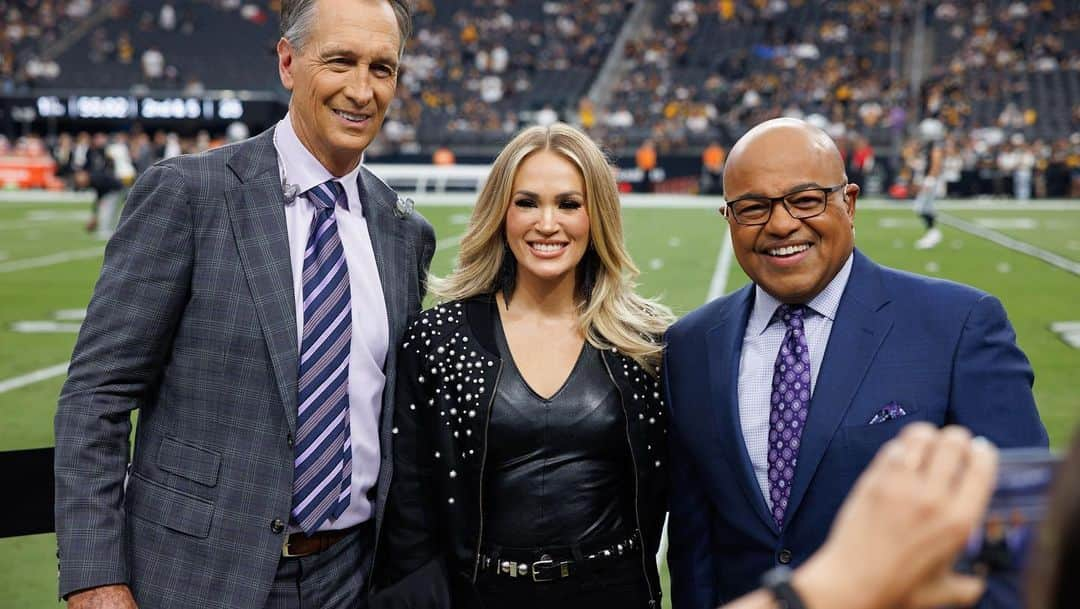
280, 0, 412, 56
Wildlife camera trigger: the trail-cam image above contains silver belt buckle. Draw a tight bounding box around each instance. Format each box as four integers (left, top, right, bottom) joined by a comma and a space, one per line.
530, 554, 570, 582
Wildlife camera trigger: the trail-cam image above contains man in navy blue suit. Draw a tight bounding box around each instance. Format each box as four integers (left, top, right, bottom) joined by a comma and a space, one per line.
663, 118, 1047, 609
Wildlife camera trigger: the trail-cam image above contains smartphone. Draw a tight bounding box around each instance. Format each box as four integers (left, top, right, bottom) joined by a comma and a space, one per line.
956, 447, 1061, 575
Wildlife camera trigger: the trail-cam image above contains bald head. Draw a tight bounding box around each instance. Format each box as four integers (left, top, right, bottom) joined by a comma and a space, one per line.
723, 118, 847, 199
720, 117, 860, 305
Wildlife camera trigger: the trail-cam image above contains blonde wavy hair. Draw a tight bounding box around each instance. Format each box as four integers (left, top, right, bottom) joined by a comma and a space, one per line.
429, 123, 674, 375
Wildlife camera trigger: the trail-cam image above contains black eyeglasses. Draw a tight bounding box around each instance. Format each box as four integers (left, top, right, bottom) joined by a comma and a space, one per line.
722, 183, 847, 226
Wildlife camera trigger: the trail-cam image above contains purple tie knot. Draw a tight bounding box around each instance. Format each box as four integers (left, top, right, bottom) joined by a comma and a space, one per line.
307, 180, 348, 212
777, 304, 807, 330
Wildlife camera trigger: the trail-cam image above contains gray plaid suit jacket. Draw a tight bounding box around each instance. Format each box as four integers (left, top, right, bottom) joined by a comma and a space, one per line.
54, 128, 436, 608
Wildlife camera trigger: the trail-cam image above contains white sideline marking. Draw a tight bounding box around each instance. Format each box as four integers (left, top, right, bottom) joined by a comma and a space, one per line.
937, 215, 1080, 277
54, 309, 88, 321
12, 321, 82, 333
0, 363, 70, 394
1050, 321, 1080, 350
706, 228, 734, 302
0, 247, 104, 274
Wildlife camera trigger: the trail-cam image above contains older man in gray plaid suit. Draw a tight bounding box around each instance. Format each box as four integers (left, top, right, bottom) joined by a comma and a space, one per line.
54, 1, 435, 608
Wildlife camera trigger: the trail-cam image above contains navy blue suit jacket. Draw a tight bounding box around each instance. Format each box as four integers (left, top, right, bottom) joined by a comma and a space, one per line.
663, 249, 1047, 609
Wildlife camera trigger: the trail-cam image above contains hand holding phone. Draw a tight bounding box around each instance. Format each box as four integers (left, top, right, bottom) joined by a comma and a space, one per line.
958, 448, 1060, 575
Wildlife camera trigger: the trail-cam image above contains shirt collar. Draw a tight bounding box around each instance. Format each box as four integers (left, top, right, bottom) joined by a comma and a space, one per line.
747, 252, 854, 335
274, 113, 366, 215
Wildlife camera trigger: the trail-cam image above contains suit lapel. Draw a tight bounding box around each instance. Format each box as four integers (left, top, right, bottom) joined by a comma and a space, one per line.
706, 286, 778, 533
356, 168, 413, 555
357, 168, 408, 360
784, 250, 893, 523
224, 128, 300, 434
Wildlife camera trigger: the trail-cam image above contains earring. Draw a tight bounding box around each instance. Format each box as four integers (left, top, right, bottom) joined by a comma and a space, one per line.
577, 248, 599, 304
499, 243, 516, 309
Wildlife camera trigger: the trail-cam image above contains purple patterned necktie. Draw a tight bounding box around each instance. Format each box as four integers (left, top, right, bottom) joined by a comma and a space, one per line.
767, 304, 811, 528
292, 179, 352, 533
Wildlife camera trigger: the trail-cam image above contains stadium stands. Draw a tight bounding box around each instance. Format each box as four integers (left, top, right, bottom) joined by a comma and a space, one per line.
1, 0, 99, 90
924, 0, 1079, 140
385, 0, 633, 152
591, 0, 910, 153
38, 0, 279, 92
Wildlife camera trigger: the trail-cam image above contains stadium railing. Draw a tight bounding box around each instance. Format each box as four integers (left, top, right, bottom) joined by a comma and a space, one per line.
365, 164, 658, 195
366, 164, 491, 194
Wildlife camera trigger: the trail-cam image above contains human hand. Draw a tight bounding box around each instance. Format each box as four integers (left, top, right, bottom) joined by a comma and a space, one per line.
67, 584, 138, 609
792, 423, 998, 609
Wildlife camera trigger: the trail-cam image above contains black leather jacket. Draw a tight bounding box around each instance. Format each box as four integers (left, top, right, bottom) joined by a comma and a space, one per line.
378, 295, 668, 608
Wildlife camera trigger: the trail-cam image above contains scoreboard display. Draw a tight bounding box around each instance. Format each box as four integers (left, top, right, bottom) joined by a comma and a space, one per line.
1, 94, 286, 133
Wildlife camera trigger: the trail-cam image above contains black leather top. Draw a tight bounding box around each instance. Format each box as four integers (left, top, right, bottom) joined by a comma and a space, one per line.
484, 321, 632, 548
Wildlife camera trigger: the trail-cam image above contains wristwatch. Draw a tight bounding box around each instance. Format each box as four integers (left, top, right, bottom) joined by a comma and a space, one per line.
761, 566, 808, 609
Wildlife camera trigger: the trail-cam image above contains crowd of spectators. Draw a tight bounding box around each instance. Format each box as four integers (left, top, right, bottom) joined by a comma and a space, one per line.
4, 0, 275, 93
897, 0, 1080, 197
372, 0, 632, 155
920, 0, 1078, 139
0, 0, 100, 92
581, 0, 912, 156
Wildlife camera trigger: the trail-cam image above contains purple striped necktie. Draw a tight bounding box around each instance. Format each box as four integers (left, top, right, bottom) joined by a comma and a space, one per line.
292, 179, 352, 533
767, 304, 810, 528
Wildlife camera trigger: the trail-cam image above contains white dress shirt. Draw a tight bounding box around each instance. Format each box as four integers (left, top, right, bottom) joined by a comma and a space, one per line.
274, 114, 389, 531
737, 254, 854, 509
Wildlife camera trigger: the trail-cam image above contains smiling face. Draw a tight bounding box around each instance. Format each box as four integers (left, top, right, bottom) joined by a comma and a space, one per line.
504, 150, 590, 291
277, 0, 399, 176
723, 119, 859, 304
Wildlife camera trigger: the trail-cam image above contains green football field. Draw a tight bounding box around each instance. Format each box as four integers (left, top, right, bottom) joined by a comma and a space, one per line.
2, 196, 1078, 608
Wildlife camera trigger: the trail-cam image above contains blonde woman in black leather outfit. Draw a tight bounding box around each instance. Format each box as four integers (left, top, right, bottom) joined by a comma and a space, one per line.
379, 123, 674, 608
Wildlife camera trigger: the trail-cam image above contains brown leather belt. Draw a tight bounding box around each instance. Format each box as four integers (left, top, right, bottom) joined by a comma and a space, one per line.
281, 522, 368, 558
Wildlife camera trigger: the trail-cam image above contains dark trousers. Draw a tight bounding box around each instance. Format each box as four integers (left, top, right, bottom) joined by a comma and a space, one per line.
473, 554, 652, 609
264, 523, 374, 609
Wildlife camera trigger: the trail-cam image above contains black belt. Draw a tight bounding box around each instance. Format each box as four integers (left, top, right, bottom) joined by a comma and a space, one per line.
479, 532, 640, 583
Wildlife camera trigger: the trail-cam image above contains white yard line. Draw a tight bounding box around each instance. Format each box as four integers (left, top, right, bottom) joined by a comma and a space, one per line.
706, 228, 735, 302
0, 247, 105, 274
0, 362, 70, 394
938, 214, 1080, 277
